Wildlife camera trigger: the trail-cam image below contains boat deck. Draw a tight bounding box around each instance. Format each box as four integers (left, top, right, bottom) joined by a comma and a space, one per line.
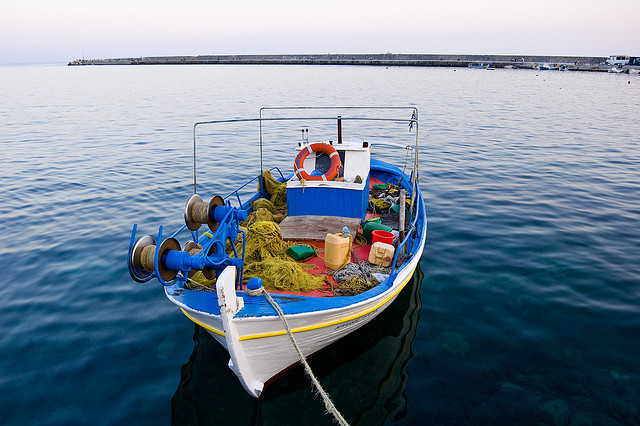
267, 226, 380, 298
280, 215, 362, 241
163, 159, 426, 319
252, 175, 402, 298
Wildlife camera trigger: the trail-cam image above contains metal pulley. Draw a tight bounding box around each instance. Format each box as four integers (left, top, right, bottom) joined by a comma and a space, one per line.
129, 235, 182, 283
184, 194, 225, 231
128, 193, 248, 287
129, 235, 156, 283
184, 241, 215, 279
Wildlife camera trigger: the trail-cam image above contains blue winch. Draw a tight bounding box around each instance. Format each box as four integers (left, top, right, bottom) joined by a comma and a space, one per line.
128, 194, 248, 288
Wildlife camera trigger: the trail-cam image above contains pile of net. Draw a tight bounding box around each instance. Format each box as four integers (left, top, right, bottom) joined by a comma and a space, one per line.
188, 168, 328, 292
186, 270, 216, 291
332, 261, 391, 296
255, 169, 287, 214
242, 207, 284, 227
231, 218, 325, 292
235, 170, 327, 291
368, 183, 411, 214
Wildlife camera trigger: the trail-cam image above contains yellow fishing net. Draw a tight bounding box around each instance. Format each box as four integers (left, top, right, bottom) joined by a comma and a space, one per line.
334, 275, 381, 296
186, 270, 216, 291
368, 183, 412, 214
369, 198, 391, 211
243, 257, 325, 292
243, 220, 290, 262
250, 198, 277, 214
258, 169, 287, 213
242, 207, 284, 227
189, 170, 327, 292
229, 219, 326, 292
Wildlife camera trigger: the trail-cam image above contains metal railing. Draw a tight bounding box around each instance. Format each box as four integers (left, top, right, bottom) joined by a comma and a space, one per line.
191, 107, 423, 284
192, 106, 420, 196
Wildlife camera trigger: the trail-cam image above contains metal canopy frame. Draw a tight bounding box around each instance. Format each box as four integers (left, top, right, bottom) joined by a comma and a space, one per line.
192, 106, 419, 195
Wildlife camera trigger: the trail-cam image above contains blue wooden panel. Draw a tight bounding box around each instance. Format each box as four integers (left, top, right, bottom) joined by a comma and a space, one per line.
287, 174, 369, 219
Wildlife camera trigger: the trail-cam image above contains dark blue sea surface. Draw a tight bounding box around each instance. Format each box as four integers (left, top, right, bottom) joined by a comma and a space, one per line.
1, 64, 639, 425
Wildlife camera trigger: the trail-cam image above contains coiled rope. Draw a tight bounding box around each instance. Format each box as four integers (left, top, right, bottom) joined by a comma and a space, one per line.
245, 285, 349, 426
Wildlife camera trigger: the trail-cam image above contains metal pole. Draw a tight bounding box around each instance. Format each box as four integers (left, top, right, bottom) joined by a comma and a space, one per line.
399, 188, 406, 243
193, 124, 198, 194
259, 109, 264, 193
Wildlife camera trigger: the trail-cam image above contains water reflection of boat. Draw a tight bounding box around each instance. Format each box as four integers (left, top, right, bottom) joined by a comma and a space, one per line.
171, 262, 424, 424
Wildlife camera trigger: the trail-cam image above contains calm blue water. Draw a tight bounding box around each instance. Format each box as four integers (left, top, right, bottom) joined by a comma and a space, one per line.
1, 64, 639, 425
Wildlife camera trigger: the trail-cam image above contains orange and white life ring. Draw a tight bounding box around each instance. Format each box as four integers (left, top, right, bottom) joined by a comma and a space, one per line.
294, 143, 341, 181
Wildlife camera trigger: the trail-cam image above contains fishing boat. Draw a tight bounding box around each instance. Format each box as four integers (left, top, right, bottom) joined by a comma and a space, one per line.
128, 107, 427, 398
537, 63, 559, 71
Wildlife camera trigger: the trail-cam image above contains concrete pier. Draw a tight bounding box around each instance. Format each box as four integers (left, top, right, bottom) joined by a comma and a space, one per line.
68, 53, 630, 72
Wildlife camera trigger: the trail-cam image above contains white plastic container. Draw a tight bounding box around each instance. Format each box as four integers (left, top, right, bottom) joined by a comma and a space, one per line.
368, 242, 395, 267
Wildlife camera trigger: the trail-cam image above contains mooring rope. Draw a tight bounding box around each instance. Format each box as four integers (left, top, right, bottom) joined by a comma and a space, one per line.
245, 285, 349, 426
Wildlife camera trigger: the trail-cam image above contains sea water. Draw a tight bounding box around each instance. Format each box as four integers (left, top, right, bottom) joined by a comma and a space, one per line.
1, 63, 639, 425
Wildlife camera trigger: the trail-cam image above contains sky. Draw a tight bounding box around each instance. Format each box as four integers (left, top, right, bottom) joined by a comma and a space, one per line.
1, 0, 638, 64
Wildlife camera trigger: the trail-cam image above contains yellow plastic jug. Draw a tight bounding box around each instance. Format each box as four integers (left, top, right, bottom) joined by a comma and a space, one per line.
324, 233, 351, 270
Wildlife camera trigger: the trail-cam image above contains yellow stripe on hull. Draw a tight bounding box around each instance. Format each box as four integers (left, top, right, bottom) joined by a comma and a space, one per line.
180, 308, 225, 337
180, 264, 417, 341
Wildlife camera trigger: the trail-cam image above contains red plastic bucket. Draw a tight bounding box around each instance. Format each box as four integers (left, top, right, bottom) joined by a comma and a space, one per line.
371, 229, 394, 245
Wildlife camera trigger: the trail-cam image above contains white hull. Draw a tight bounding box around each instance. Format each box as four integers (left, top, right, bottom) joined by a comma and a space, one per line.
168, 227, 425, 397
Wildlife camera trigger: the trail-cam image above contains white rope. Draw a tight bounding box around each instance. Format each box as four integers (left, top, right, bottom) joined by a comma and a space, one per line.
246, 286, 349, 426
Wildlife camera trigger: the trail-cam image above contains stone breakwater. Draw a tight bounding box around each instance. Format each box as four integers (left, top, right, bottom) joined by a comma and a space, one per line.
68, 53, 621, 72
